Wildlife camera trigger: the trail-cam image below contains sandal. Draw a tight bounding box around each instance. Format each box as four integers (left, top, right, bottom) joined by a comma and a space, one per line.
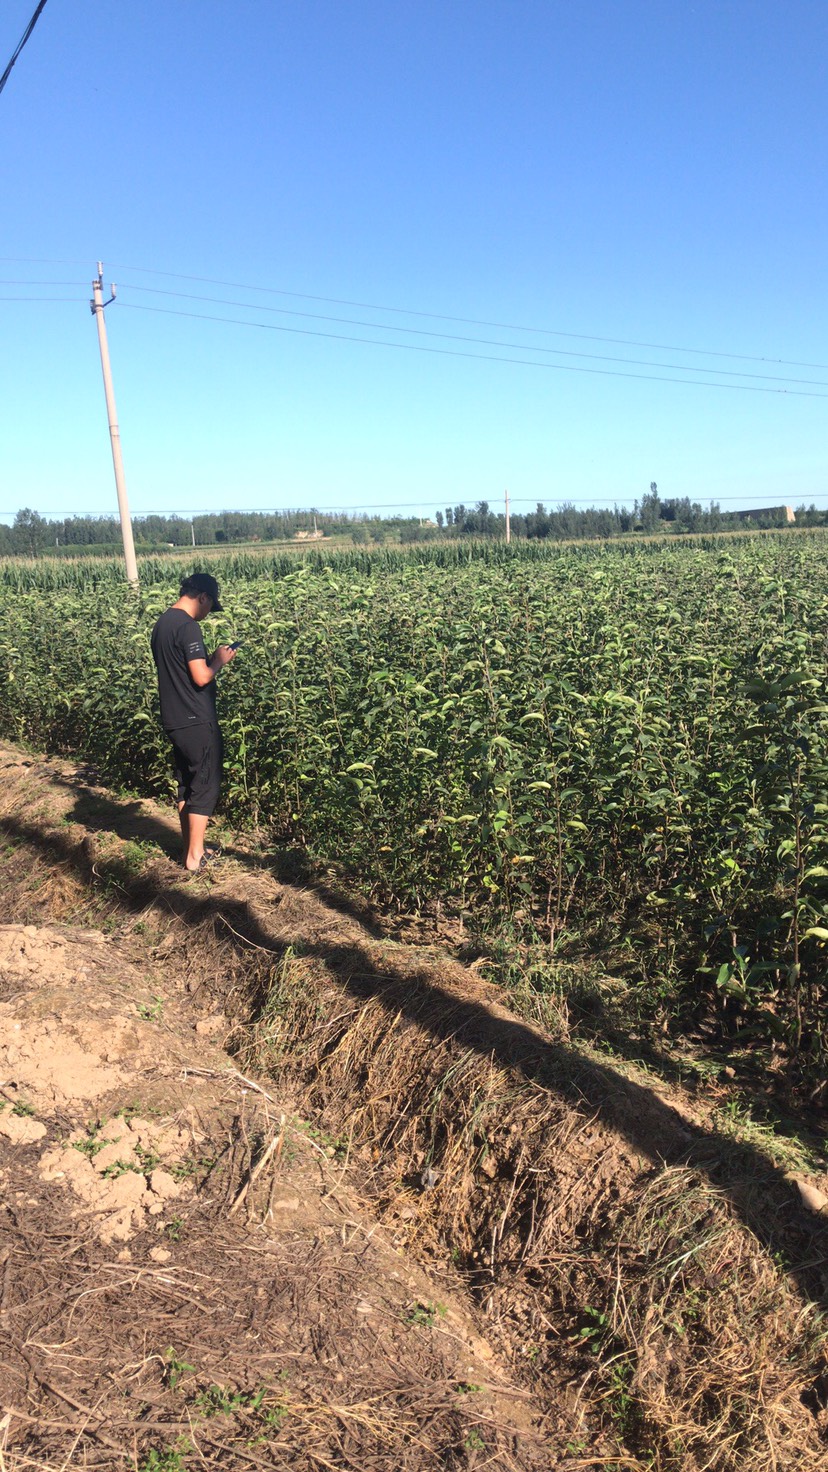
182, 851, 221, 877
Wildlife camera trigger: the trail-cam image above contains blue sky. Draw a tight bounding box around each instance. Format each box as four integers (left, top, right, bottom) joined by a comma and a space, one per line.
2, 0, 827, 523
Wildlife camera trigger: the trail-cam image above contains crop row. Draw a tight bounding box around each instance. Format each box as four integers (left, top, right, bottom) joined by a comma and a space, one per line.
1, 535, 827, 1055
0, 525, 817, 591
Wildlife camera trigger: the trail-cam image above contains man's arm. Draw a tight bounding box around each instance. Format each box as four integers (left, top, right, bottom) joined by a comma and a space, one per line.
187, 646, 237, 688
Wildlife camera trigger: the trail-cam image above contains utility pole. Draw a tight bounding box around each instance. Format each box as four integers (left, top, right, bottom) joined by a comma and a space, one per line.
90, 263, 139, 589
505, 488, 511, 544
191, 520, 196, 548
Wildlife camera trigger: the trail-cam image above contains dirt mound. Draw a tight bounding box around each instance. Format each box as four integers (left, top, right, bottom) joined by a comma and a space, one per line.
1, 743, 828, 1470
0, 910, 548, 1470
0, 921, 206, 1243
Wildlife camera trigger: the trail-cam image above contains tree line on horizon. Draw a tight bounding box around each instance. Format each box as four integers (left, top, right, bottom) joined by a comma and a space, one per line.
0, 490, 821, 557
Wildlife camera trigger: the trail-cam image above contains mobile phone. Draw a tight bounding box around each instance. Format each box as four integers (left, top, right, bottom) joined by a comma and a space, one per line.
228, 641, 242, 651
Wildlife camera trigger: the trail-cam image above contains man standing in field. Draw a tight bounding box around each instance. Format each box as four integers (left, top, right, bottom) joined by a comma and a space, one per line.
150, 573, 237, 873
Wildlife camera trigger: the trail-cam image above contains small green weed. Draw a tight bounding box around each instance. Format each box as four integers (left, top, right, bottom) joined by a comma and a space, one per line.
11, 1098, 36, 1118
121, 839, 156, 873
463, 1428, 486, 1452
195, 1384, 267, 1417
263, 1401, 289, 1429
402, 1301, 446, 1329
138, 1440, 191, 1471
576, 1306, 610, 1353
164, 1215, 184, 1242
606, 1358, 643, 1439
247, 1398, 290, 1444
134, 1143, 162, 1173
162, 1348, 194, 1391
72, 1132, 111, 1159
116, 1100, 161, 1123
292, 1117, 348, 1159
101, 1158, 138, 1180
137, 996, 164, 1022
169, 1154, 214, 1182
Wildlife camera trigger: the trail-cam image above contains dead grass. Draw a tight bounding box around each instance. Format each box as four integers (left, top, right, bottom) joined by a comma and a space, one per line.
1, 745, 828, 1470
238, 948, 828, 1469
1, 1186, 528, 1472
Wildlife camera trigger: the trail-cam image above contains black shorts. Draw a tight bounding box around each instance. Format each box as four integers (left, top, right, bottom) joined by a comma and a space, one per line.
167, 723, 223, 817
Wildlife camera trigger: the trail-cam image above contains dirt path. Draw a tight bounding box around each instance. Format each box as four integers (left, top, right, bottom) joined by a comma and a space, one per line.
1, 742, 828, 1472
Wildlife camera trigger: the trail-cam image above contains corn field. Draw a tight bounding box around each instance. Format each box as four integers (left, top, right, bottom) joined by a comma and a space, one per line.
2, 532, 828, 1059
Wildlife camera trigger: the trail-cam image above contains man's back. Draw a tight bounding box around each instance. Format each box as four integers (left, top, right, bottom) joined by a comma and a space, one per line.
151, 607, 216, 732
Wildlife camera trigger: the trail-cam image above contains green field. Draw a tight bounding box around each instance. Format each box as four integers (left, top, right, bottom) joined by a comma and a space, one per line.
2, 531, 828, 1063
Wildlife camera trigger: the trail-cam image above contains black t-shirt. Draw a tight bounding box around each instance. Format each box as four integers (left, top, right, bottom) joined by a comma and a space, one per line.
150, 608, 217, 732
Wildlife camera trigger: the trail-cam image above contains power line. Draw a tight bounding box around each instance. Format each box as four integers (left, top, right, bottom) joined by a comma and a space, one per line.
115, 282, 828, 388
120, 301, 828, 399
13, 273, 823, 386
3, 494, 824, 522
107, 260, 828, 372
0, 0, 49, 98
4, 253, 828, 373
130, 497, 828, 512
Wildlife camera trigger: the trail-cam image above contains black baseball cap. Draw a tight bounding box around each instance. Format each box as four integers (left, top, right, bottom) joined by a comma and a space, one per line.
181, 572, 224, 612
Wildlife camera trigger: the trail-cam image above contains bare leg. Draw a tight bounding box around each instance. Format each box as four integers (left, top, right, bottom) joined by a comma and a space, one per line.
184, 812, 210, 872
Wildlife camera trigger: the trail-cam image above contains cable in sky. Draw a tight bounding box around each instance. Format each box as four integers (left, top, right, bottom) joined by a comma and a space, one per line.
0, 0, 49, 98
4, 492, 827, 523
119, 301, 828, 400
107, 259, 828, 373
115, 282, 828, 388
3, 254, 828, 373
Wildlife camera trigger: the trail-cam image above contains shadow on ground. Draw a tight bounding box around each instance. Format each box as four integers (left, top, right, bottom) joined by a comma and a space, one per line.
2, 772, 828, 1321
48, 764, 387, 938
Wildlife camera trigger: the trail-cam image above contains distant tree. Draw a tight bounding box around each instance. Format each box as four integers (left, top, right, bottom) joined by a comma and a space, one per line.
14, 507, 49, 557
639, 487, 661, 532
435, 510, 444, 528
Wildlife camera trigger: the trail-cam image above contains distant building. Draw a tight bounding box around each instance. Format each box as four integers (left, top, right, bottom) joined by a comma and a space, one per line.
734, 505, 795, 524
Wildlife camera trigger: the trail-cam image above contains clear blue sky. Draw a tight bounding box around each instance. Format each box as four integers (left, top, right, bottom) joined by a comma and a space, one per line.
2, 0, 827, 523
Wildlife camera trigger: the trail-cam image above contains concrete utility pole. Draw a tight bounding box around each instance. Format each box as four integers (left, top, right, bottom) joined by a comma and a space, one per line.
90, 263, 139, 588
505, 488, 511, 544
